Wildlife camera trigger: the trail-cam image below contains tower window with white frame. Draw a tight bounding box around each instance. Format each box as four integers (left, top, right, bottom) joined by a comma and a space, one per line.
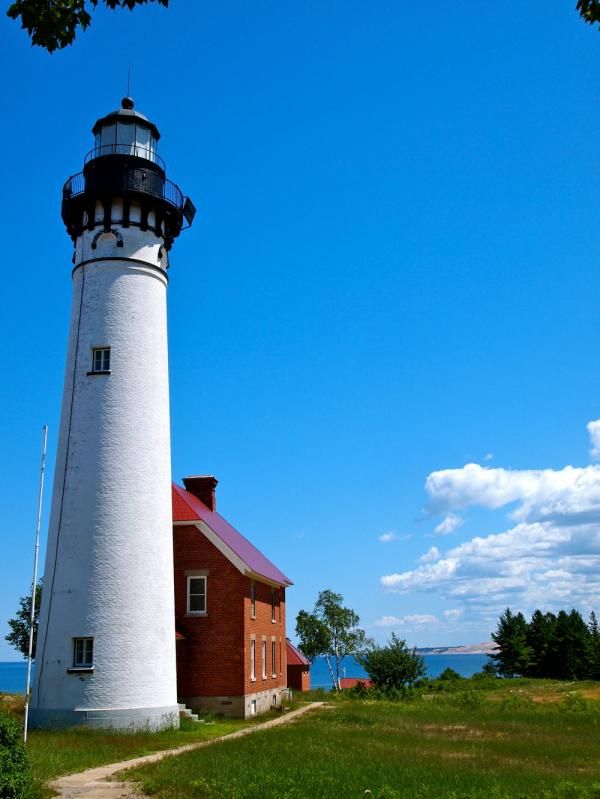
73, 637, 93, 668
91, 347, 111, 374
187, 576, 207, 615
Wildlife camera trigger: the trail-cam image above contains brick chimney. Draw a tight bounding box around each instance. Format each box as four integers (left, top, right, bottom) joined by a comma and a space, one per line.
182, 476, 218, 511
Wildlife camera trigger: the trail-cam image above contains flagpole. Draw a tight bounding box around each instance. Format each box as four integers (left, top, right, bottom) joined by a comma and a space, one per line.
23, 425, 47, 743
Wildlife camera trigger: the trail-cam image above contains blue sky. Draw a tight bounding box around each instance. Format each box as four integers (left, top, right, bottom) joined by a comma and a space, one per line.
2, 2, 600, 660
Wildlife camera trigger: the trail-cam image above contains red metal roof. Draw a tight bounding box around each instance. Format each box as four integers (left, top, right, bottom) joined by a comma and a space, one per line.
286, 640, 310, 667
340, 677, 372, 689
172, 482, 292, 587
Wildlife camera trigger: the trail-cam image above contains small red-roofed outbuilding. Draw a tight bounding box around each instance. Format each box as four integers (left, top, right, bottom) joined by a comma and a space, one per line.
286, 640, 311, 691
340, 677, 373, 690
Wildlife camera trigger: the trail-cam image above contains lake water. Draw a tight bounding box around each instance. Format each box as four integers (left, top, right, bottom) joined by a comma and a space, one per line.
309, 653, 490, 689
0, 653, 490, 694
0, 662, 34, 694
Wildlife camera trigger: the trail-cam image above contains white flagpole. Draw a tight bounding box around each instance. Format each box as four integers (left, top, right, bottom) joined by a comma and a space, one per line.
23, 425, 48, 743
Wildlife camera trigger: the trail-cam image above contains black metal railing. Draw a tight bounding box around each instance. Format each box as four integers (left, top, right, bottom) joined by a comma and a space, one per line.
84, 144, 166, 172
62, 169, 184, 212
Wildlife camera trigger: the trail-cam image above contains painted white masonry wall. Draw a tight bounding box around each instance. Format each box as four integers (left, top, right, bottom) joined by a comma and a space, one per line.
32, 223, 178, 729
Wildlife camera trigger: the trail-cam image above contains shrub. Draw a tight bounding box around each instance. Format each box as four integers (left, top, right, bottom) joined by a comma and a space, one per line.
358, 634, 426, 691
456, 689, 485, 709
499, 692, 534, 711
0, 709, 30, 799
348, 681, 370, 698
559, 692, 591, 713
438, 667, 462, 682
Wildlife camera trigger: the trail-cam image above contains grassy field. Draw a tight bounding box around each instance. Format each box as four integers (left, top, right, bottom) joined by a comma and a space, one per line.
1, 695, 254, 799
123, 680, 600, 799
5, 678, 600, 799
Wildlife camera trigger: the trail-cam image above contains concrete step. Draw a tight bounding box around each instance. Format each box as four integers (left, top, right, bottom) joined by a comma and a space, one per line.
178, 702, 201, 722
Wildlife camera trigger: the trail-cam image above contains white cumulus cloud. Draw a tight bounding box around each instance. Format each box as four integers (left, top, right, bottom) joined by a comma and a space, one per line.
381, 420, 600, 624
588, 419, 600, 461
443, 608, 463, 620
435, 513, 463, 535
374, 614, 439, 628
419, 546, 441, 563
378, 531, 397, 543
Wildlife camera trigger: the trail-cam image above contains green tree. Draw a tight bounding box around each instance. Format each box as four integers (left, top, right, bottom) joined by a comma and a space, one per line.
295, 589, 369, 690
525, 610, 556, 678
587, 611, 600, 680
7, 0, 167, 52
5, 581, 42, 660
358, 634, 426, 691
578, 0, 600, 28
491, 608, 531, 677
547, 609, 590, 680
438, 667, 462, 682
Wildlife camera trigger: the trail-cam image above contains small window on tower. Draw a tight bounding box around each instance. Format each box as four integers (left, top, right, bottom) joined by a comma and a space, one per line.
73, 637, 93, 668
90, 347, 111, 374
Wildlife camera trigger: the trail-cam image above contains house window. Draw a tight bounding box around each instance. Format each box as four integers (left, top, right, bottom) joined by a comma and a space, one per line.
271, 589, 276, 623
91, 347, 111, 374
271, 641, 276, 677
262, 640, 267, 679
187, 576, 207, 614
73, 637, 93, 667
250, 699, 257, 716
250, 580, 255, 618
250, 639, 256, 681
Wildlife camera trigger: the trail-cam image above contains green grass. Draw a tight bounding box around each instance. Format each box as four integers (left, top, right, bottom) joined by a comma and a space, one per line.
125, 688, 600, 799
25, 714, 251, 798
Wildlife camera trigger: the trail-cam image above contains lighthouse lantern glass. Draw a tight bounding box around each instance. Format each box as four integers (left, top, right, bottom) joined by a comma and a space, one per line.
93, 120, 158, 163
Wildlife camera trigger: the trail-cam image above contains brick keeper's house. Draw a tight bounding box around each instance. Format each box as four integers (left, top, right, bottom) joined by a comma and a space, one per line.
172, 476, 293, 717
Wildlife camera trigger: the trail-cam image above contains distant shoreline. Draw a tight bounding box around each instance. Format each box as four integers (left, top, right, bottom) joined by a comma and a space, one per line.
415, 642, 498, 656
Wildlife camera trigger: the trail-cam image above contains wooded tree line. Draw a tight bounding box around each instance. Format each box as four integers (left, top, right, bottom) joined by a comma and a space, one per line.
491, 607, 600, 680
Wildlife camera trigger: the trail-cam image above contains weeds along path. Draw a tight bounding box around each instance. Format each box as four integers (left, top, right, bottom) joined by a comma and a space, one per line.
51, 702, 326, 799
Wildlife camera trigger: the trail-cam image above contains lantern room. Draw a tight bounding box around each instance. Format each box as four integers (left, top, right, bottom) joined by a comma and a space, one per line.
61, 97, 195, 251
89, 96, 162, 170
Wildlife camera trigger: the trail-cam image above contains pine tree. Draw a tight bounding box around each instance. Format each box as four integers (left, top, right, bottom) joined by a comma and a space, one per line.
547, 609, 589, 680
525, 610, 556, 677
587, 611, 600, 680
491, 608, 531, 677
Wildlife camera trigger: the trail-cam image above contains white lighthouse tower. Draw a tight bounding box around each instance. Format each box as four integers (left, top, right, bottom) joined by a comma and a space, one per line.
31, 98, 195, 730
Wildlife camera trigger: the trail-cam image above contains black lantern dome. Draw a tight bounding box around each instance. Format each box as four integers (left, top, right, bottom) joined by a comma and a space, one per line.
62, 98, 195, 250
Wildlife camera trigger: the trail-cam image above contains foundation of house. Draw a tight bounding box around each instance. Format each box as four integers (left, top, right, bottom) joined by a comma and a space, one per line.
182, 686, 289, 718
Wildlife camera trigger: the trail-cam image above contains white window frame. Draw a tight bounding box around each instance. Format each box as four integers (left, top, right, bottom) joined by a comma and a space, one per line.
271, 588, 276, 623
250, 638, 256, 681
250, 580, 256, 619
271, 639, 276, 678
91, 347, 111, 374
262, 639, 267, 680
187, 575, 207, 615
73, 637, 93, 668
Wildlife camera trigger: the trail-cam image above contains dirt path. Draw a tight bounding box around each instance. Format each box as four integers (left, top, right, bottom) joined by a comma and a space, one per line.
51, 701, 325, 799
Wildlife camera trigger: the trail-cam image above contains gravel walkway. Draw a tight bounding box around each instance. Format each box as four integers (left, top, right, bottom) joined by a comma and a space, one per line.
51, 702, 325, 799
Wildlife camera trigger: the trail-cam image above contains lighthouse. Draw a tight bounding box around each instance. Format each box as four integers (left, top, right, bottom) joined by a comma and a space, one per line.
31, 98, 195, 730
